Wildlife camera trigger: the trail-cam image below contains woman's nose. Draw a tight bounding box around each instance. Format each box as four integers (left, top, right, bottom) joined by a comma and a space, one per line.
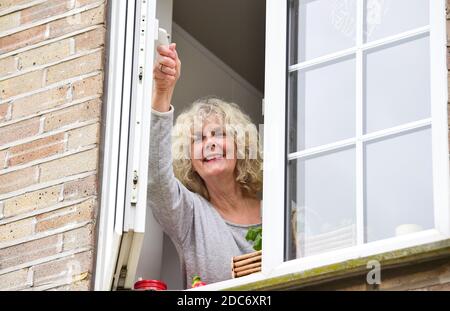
206, 141, 216, 151
204, 136, 218, 151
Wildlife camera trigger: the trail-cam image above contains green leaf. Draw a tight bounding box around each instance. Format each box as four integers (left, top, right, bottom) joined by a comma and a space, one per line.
246, 226, 262, 251
253, 234, 262, 251
246, 228, 257, 242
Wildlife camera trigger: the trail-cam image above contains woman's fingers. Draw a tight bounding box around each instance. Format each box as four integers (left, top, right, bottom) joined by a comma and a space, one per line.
157, 55, 176, 69
155, 64, 176, 76
157, 45, 176, 60
154, 61, 178, 79
153, 42, 180, 93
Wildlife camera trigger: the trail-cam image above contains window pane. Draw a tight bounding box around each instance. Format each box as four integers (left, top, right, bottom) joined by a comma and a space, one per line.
287, 147, 356, 258
364, 35, 430, 134
364, 0, 429, 42
290, 0, 356, 64
365, 127, 434, 242
289, 57, 356, 152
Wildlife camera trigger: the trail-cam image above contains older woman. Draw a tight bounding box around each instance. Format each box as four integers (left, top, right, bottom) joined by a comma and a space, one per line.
149, 43, 263, 289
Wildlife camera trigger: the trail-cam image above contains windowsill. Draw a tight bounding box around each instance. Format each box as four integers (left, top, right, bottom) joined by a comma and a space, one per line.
188, 238, 450, 291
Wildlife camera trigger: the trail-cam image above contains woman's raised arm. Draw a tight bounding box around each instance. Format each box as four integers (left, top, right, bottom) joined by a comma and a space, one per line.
148, 43, 196, 246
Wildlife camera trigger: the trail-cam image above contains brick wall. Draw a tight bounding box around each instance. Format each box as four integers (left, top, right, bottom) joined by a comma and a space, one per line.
0, 0, 106, 291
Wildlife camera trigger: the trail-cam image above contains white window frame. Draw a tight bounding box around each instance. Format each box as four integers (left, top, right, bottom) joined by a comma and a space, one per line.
193, 0, 450, 290
95, 0, 158, 290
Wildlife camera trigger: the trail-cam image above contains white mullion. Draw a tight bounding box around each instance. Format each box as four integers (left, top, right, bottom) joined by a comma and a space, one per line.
362, 118, 432, 143
289, 26, 430, 73
288, 137, 356, 160
262, 0, 287, 274
355, 0, 364, 246
288, 118, 432, 161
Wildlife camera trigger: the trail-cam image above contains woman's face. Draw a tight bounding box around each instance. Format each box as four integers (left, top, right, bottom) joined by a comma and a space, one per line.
190, 116, 237, 182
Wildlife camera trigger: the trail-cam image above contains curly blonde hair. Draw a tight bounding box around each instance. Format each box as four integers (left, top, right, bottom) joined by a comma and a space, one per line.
172, 96, 263, 201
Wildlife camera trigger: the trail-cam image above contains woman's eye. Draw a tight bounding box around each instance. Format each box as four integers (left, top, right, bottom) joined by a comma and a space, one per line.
213, 130, 224, 137
192, 135, 202, 143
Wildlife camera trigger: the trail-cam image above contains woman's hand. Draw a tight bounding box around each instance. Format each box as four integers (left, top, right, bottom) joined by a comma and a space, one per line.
152, 43, 181, 112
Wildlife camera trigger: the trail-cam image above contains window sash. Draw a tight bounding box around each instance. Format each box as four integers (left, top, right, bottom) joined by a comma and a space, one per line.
263, 0, 449, 276
95, 0, 158, 290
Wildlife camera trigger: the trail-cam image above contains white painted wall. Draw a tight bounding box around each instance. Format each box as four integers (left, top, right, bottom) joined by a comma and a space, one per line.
171, 23, 263, 125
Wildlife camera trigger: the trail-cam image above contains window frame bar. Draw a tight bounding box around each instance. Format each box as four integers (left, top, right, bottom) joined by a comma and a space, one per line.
278, 0, 449, 280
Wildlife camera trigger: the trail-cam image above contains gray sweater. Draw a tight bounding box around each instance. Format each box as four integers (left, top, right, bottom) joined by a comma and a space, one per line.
148, 106, 261, 289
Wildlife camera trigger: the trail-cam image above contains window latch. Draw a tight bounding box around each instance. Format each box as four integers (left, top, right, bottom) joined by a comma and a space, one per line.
131, 170, 138, 204
138, 66, 143, 82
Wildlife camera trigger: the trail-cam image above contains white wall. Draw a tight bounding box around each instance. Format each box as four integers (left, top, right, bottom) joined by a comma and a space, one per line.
171, 23, 263, 125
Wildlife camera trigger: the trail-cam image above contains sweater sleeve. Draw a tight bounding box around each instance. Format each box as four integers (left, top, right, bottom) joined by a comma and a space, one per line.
147, 105, 195, 246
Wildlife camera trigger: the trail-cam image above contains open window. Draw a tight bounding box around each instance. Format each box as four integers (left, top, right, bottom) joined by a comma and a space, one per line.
95, 0, 265, 290
95, 0, 449, 291
95, 0, 158, 290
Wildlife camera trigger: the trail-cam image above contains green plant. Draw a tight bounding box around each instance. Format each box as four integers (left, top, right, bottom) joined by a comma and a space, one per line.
245, 226, 262, 251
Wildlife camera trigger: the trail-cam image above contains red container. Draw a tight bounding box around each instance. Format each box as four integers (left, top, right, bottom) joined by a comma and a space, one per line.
134, 279, 167, 291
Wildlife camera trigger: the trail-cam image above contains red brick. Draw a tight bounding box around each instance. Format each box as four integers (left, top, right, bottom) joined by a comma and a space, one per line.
0, 149, 7, 168
63, 223, 94, 251
35, 198, 96, 232
74, 27, 105, 52
33, 250, 93, 287
12, 85, 69, 119
8, 133, 65, 166
0, 166, 38, 195
72, 73, 103, 100
45, 51, 103, 85
0, 103, 9, 122
49, 6, 105, 39
0, 234, 62, 270
3, 184, 61, 218
0, 0, 31, 11
0, 268, 30, 291
21, 0, 72, 24
39, 148, 98, 182
0, 25, 47, 54
63, 174, 97, 200
0, 117, 40, 146
0, 56, 17, 77
0, 70, 43, 100
43, 99, 101, 132
0, 217, 35, 243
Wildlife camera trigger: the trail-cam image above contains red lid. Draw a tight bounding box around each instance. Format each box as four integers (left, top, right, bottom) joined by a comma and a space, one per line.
134, 279, 167, 291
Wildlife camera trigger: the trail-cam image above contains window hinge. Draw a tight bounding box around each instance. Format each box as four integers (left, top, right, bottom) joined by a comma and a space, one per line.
131, 170, 138, 204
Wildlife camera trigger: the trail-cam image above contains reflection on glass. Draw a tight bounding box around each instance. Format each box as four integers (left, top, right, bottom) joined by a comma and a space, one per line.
364, 0, 429, 42
287, 147, 356, 258
364, 34, 430, 133
290, 0, 356, 63
365, 127, 434, 242
288, 56, 356, 152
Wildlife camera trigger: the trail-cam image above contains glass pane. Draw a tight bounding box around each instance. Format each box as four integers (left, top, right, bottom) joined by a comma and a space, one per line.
290, 0, 356, 63
364, 0, 429, 42
287, 147, 356, 259
365, 127, 434, 242
364, 34, 430, 134
289, 56, 356, 152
